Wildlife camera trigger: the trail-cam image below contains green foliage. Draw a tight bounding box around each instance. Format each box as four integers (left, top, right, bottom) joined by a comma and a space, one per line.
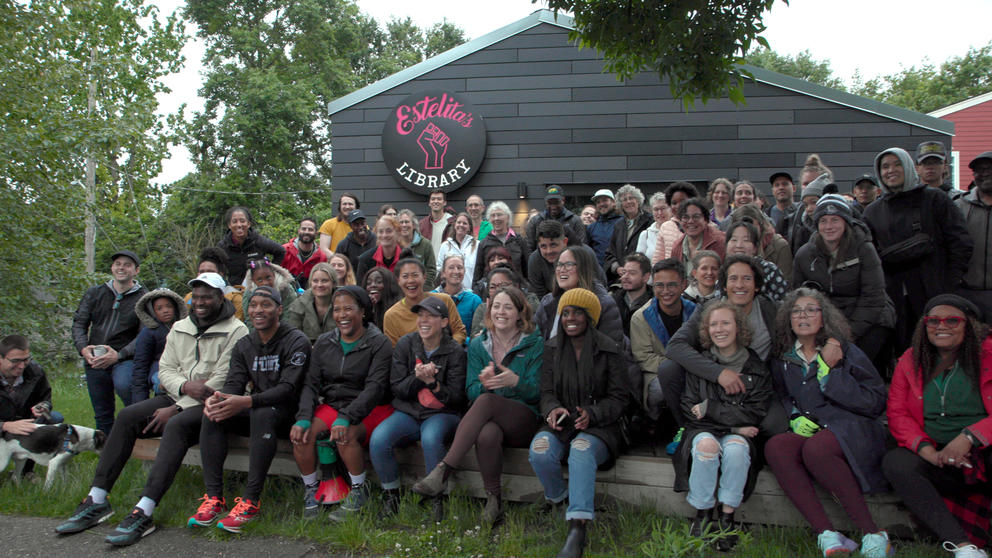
542, 0, 782, 107
746, 48, 845, 89
639, 518, 752, 557
0, 0, 184, 356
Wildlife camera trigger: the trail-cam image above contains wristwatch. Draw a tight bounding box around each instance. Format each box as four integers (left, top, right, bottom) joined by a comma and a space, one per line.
175, 404, 183, 413
425, 380, 438, 390
962, 429, 979, 446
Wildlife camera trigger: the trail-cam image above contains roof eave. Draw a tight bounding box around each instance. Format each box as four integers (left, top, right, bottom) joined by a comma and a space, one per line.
929, 90, 992, 117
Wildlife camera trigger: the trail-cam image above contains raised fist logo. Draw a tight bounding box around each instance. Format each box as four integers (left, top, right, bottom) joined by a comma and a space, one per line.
417, 123, 449, 169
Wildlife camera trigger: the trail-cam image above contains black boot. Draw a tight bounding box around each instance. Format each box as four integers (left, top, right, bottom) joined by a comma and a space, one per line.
556, 519, 587, 558
689, 508, 712, 537
715, 510, 739, 552
483, 492, 504, 527
431, 495, 446, 522
378, 488, 400, 521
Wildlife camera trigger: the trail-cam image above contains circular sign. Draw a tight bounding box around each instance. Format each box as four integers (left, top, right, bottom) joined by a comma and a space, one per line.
381, 89, 486, 195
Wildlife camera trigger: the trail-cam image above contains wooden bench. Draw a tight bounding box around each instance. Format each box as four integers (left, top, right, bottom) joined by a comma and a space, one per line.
131, 437, 914, 532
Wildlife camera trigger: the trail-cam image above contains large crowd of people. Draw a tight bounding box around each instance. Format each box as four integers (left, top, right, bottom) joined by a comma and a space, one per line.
2, 144, 990, 557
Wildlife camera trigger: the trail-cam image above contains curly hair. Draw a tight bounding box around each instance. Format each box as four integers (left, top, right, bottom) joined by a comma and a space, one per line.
772, 287, 852, 356
484, 285, 535, 334
698, 299, 752, 350
910, 312, 989, 387
707, 178, 734, 206
717, 254, 765, 296
616, 184, 645, 207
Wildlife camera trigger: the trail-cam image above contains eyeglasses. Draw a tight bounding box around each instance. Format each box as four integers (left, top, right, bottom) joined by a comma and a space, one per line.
555, 261, 578, 270
3, 355, 30, 365
790, 306, 822, 317
924, 316, 965, 328
681, 213, 705, 223
652, 281, 683, 292
489, 282, 512, 291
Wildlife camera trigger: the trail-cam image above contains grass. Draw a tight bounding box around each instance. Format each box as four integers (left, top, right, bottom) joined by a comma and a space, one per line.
1, 366, 950, 557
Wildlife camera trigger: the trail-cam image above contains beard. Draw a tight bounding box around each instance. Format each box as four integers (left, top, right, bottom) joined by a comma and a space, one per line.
298, 233, 315, 244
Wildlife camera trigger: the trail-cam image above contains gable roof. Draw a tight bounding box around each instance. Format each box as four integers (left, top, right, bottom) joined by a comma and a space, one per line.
328, 9, 952, 135
929, 90, 992, 117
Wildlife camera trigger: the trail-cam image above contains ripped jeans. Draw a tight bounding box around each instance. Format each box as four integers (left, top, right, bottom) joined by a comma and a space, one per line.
528, 431, 610, 521
687, 432, 751, 510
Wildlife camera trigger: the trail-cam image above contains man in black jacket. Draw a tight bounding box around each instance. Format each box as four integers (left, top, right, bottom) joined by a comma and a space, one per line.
1, 335, 62, 435
335, 209, 377, 272
189, 286, 310, 533
525, 185, 587, 253
72, 250, 148, 434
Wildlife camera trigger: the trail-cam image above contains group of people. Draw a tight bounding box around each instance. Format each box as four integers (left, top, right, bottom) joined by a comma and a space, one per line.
1, 142, 985, 557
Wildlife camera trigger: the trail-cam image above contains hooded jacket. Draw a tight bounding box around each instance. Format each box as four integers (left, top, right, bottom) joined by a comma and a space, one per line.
296, 324, 393, 424
389, 331, 466, 420
792, 227, 896, 340
863, 148, 972, 314
466, 328, 544, 417
241, 262, 299, 324
284, 289, 335, 343
72, 280, 148, 361
955, 188, 992, 291
131, 289, 188, 402
222, 322, 310, 410
218, 228, 286, 287
157, 299, 249, 410
0, 362, 52, 433
524, 208, 588, 253
586, 210, 622, 267
474, 229, 529, 286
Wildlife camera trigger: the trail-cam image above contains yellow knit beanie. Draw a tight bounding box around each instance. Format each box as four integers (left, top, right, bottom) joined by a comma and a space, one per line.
557, 288, 601, 326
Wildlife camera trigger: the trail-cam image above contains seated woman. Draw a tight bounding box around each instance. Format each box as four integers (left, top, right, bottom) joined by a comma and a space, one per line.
362, 266, 401, 332
285, 262, 338, 343
534, 245, 623, 344
432, 254, 482, 341
290, 286, 393, 521
131, 289, 187, 403
356, 215, 404, 281
793, 194, 895, 376
674, 300, 772, 552
883, 295, 992, 558
683, 250, 720, 306
765, 288, 892, 558
725, 219, 788, 301
472, 245, 516, 298
412, 286, 543, 526
241, 258, 298, 324
369, 296, 466, 519
470, 265, 540, 338
529, 288, 631, 558
382, 258, 466, 345
328, 253, 357, 286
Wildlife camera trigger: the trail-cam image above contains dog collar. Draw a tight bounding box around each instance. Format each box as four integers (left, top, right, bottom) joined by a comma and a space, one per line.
61, 425, 79, 456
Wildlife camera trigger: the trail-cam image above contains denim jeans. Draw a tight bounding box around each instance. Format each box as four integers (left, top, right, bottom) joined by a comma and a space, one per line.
368, 410, 460, 489
528, 431, 610, 521
687, 432, 751, 510
85, 359, 135, 434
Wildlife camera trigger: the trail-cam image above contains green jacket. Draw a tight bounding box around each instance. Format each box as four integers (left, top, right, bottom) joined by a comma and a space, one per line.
284, 289, 334, 343
407, 233, 438, 289
466, 328, 544, 417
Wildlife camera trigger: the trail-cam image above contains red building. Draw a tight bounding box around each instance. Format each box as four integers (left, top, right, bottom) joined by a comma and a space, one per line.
930, 91, 992, 189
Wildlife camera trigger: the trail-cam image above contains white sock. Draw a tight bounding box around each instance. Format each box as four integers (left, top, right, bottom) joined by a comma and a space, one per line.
135, 497, 156, 517
88, 487, 108, 504
301, 472, 318, 486
349, 472, 366, 486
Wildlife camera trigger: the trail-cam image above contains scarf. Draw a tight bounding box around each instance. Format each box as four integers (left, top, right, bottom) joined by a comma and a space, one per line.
555, 332, 597, 410
372, 244, 402, 271
709, 345, 749, 372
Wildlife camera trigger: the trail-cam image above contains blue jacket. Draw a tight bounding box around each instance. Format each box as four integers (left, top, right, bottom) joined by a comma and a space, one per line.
586, 211, 622, 266
131, 289, 188, 403
770, 341, 889, 493
432, 286, 482, 344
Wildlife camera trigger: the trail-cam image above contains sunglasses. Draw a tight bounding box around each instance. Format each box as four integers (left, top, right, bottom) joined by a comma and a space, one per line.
924, 316, 965, 328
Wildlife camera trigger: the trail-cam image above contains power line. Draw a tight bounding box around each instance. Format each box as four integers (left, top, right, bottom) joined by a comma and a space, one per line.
168, 185, 331, 195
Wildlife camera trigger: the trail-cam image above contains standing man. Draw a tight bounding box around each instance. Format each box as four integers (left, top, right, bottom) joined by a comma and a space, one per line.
187, 286, 310, 533
916, 141, 963, 199
766, 171, 798, 230
782, 174, 830, 255
319, 193, 359, 257
465, 194, 491, 240
73, 250, 147, 434
524, 185, 586, 252
956, 150, 992, 321
586, 188, 621, 268
605, 184, 652, 279
419, 190, 454, 259
629, 260, 695, 426
282, 217, 327, 290
851, 173, 881, 211
612, 253, 652, 337
56, 272, 248, 546
1, 335, 64, 436
335, 209, 377, 272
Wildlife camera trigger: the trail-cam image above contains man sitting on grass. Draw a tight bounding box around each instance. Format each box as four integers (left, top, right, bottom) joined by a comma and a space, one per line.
55, 272, 248, 547
187, 286, 310, 533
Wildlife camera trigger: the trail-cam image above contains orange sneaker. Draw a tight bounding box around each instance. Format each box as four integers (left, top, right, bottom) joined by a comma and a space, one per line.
216, 497, 259, 533
187, 494, 226, 527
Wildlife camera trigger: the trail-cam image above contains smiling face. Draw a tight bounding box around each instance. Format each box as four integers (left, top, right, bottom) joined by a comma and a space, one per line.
251, 266, 275, 288
561, 306, 589, 337
680, 204, 706, 238
594, 195, 615, 215
691, 256, 720, 291
620, 193, 640, 218
297, 220, 316, 244
817, 214, 846, 246
397, 214, 415, 240
350, 218, 368, 242
652, 269, 686, 311
489, 291, 520, 335
110, 256, 139, 284
538, 235, 567, 264
651, 199, 671, 225
772, 177, 794, 203
580, 206, 596, 225
339, 196, 357, 214
488, 210, 508, 234
441, 257, 465, 289
364, 271, 384, 304
310, 269, 334, 298
228, 210, 250, 241
711, 183, 731, 208
545, 197, 564, 218
397, 262, 425, 300
973, 158, 992, 194
376, 220, 397, 248
879, 153, 905, 191
789, 295, 823, 340
733, 184, 755, 206
707, 307, 739, 352
152, 297, 176, 324
333, 291, 365, 342
925, 304, 967, 351
248, 295, 281, 332
0, 348, 30, 381
487, 253, 510, 271
555, 249, 579, 290
724, 262, 757, 308
416, 310, 447, 342
190, 285, 224, 320
328, 255, 348, 282
727, 226, 757, 257
454, 214, 471, 238
466, 196, 484, 220
429, 192, 445, 213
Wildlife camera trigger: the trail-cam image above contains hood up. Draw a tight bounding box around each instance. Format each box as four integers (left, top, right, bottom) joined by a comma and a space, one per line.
873, 147, 921, 195
135, 288, 188, 329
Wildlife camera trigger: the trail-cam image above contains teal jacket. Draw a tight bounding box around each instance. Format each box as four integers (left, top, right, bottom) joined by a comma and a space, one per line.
466, 328, 544, 417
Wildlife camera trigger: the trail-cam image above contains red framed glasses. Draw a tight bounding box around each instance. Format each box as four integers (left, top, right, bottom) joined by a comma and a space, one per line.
924, 316, 965, 328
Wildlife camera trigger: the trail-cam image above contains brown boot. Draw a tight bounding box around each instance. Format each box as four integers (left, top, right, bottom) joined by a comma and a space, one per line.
483, 493, 504, 527
412, 461, 452, 497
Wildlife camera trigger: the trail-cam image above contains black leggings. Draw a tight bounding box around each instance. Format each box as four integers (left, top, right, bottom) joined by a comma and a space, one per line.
882, 447, 992, 543
91, 395, 203, 503
199, 405, 293, 502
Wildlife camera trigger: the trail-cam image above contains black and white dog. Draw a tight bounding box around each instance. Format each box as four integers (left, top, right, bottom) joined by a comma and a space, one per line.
0, 423, 106, 489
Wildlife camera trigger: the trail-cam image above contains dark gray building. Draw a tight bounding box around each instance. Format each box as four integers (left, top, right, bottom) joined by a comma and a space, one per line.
328, 9, 952, 223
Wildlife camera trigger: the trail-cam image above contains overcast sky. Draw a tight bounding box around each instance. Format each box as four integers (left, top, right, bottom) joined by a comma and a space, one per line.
152, 0, 992, 184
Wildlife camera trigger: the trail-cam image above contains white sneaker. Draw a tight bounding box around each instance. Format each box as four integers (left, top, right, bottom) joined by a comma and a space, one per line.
943, 541, 989, 558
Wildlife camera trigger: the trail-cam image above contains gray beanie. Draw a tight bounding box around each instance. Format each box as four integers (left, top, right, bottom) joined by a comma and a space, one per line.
802, 173, 832, 200
813, 194, 854, 227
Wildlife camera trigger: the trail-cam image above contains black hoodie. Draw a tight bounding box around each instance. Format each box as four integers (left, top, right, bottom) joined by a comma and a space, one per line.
222, 322, 310, 410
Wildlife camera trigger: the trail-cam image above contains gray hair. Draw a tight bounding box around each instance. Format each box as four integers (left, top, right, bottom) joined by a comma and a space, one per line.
772, 287, 852, 356
486, 201, 511, 220
616, 184, 645, 206
398, 208, 417, 222
648, 192, 668, 206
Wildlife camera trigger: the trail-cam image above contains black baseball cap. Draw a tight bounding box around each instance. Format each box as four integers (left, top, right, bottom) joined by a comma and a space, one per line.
852, 173, 878, 188
769, 171, 793, 184
346, 209, 367, 224
110, 250, 140, 266
410, 296, 448, 318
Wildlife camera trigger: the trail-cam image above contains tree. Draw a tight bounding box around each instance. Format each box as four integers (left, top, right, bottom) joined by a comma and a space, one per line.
745, 48, 845, 90
0, 0, 184, 356
542, 0, 781, 106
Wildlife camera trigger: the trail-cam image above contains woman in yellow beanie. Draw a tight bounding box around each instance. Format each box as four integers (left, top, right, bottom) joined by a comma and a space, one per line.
529, 288, 633, 558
